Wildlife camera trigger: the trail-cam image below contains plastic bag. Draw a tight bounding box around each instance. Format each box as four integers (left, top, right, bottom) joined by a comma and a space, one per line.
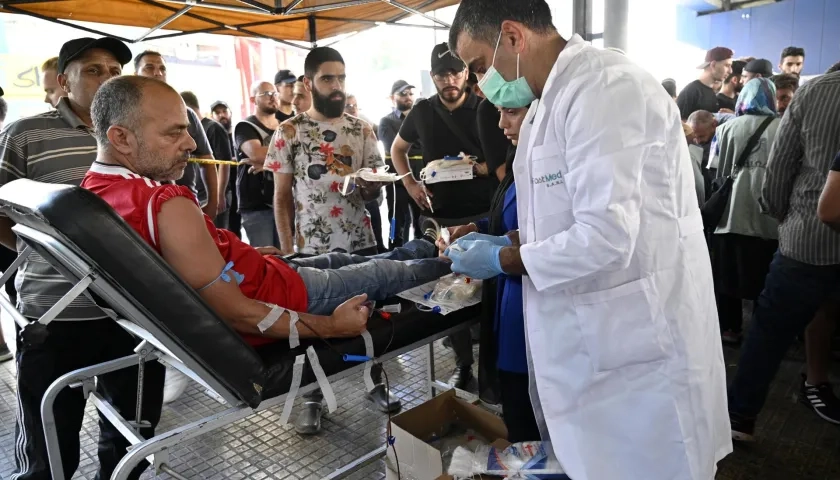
429, 274, 481, 304
448, 441, 566, 479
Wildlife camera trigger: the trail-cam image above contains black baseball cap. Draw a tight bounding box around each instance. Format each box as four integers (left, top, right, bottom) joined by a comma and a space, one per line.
274, 69, 296, 85
390, 80, 415, 95
0, 86, 4, 97
431, 43, 465, 75
745, 58, 774, 77
210, 100, 229, 111
57, 37, 132, 74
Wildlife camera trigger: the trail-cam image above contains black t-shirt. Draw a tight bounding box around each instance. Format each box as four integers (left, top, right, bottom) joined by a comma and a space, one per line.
379, 110, 424, 188
275, 110, 294, 123
398, 92, 496, 219
234, 115, 274, 212
716, 93, 736, 112
477, 99, 512, 178
201, 117, 234, 161
677, 80, 720, 120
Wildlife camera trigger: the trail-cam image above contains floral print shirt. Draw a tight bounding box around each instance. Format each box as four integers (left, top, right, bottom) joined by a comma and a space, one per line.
265, 113, 384, 255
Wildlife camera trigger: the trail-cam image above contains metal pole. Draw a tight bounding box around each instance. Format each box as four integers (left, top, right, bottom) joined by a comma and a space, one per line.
41, 354, 154, 480
283, 0, 305, 14
292, 0, 380, 15
381, 0, 451, 28
135, 2, 199, 42
572, 0, 593, 41
235, 0, 275, 13
603, 0, 629, 53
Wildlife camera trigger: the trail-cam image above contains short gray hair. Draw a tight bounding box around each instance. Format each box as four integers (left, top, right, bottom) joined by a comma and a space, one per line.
91, 76, 161, 147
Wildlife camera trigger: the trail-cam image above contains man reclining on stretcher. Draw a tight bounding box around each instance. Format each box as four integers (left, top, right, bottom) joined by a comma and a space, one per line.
81, 76, 451, 346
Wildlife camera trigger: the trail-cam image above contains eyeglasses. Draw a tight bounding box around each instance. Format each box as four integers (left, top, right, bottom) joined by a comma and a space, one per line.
396, 91, 414, 97
433, 70, 466, 82
345, 104, 358, 110
256, 91, 278, 98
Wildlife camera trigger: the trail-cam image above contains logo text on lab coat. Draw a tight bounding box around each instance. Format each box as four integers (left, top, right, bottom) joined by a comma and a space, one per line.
533, 170, 565, 188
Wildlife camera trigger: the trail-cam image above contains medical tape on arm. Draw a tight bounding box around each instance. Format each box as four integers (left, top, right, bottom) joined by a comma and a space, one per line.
361, 330, 377, 392
307, 345, 337, 413
279, 354, 306, 425
257, 305, 285, 334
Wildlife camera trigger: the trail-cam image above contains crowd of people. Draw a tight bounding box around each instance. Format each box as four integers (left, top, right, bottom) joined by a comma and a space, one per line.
2, 0, 840, 478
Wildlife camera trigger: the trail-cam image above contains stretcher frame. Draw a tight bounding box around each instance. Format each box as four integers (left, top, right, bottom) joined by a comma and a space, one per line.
0, 222, 477, 480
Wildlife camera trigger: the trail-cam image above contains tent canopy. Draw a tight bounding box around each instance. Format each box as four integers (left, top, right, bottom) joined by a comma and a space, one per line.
0, 0, 457, 48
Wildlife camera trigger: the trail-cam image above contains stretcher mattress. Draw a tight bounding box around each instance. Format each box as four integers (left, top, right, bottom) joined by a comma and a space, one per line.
0, 179, 479, 406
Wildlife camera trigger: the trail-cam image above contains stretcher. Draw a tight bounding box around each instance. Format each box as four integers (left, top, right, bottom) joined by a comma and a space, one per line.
0, 178, 480, 480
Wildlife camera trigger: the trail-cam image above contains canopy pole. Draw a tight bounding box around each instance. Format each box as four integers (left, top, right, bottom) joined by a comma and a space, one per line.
308, 15, 317, 46
282, 0, 305, 14
380, 0, 450, 28
235, 0, 274, 13
314, 15, 447, 30
135, 2, 200, 42
0, 4, 133, 42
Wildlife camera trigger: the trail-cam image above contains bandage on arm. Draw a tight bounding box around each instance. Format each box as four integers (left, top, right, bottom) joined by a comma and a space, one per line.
156, 196, 335, 339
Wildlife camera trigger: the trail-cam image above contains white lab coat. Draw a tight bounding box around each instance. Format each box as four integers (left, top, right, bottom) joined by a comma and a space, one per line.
515, 35, 732, 480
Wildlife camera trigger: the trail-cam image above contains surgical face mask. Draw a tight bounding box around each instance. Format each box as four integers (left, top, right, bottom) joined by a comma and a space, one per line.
478, 30, 537, 108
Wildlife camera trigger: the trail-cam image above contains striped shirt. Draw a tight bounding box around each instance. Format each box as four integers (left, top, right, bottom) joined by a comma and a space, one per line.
761, 72, 840, 265
0, 97, 106, 321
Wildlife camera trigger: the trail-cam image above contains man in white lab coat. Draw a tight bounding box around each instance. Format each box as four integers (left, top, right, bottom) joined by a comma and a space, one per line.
446, 1, 732, 479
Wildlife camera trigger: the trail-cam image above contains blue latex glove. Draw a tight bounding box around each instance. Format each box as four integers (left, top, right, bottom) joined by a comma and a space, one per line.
453, 232, 512, 248
444, 239, 504, 280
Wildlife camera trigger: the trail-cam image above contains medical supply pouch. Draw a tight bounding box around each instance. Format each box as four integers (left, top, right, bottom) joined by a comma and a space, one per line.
448, 441, 566, 479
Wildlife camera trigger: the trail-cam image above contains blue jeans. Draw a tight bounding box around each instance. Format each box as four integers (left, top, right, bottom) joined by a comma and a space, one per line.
291, 239, 450, 315
240, 209, 278, 248
728, 252, 840, 418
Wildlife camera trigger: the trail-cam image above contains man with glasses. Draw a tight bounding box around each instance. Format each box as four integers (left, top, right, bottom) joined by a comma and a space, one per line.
234, 81, 282, 248
390, 43, 497, 390
379, 80, 423, 248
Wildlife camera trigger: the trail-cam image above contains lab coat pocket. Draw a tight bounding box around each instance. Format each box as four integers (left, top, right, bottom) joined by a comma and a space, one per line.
531, 148, 571, 213
573, 277, 668, 373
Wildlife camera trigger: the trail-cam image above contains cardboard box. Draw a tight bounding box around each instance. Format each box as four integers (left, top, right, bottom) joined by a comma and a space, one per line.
384, 390, 508, 480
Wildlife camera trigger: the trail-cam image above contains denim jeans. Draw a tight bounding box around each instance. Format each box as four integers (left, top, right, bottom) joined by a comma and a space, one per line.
240, 209, 278, 248
728, 251, 840, 418
290, 239, 450, 315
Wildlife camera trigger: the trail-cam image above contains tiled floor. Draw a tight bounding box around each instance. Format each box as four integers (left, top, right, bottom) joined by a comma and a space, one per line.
2, 333, 840, 479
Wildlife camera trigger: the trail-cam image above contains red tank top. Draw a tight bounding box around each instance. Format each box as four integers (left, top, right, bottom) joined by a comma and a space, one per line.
82, 162, 308, 346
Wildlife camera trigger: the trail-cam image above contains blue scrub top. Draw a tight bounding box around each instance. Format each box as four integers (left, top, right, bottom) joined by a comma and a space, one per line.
494, 183, 528, 373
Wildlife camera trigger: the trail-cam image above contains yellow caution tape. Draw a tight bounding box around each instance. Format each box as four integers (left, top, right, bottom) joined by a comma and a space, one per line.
189, 158, 239, 166
190, 157, 421, 166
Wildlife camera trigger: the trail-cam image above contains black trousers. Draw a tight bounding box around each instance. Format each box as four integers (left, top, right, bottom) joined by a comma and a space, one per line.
498, 370, 541, 443
386, 184, 421, 248
10, 319, 165, 480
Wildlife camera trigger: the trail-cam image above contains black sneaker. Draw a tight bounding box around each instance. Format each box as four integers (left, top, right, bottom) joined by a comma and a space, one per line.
420, 218, 441, 245
729, 412, 755, 442
800, 377, 840, 424
0, 344, 12, 363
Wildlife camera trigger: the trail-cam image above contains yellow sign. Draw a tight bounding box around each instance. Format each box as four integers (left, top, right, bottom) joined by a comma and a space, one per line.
0, 54, 51, 100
